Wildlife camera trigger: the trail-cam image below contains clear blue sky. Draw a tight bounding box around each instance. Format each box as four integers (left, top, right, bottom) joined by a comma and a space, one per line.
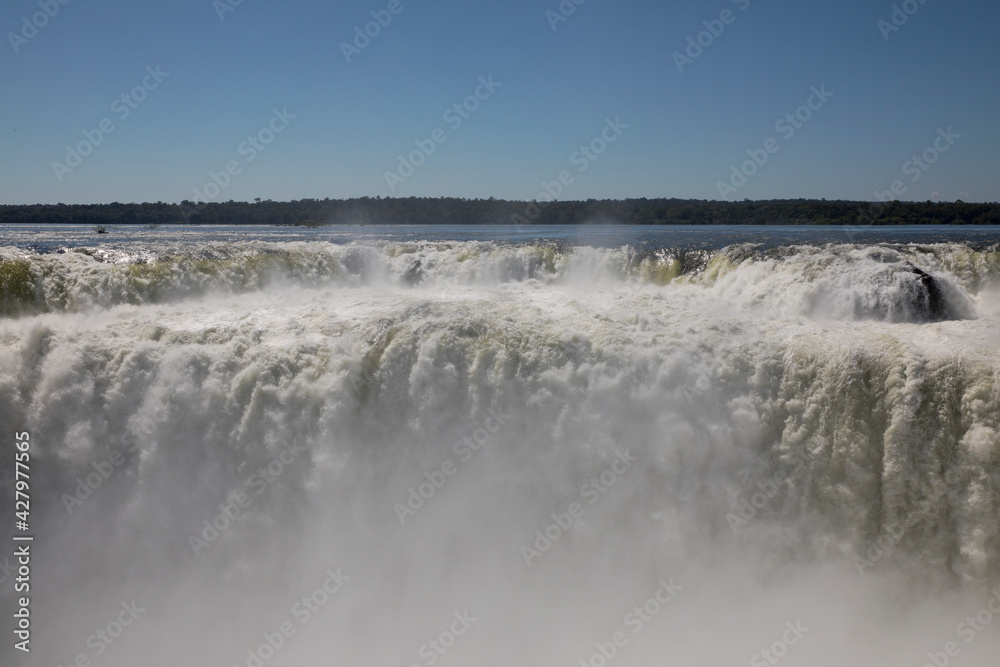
1, 0, 997, 204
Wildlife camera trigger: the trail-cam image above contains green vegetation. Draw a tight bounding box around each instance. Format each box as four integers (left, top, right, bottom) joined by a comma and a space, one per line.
0, 197, 998, 227
0, 259, 36, 316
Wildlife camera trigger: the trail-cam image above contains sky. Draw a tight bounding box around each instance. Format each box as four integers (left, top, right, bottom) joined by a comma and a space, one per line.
0, 0, 997, 205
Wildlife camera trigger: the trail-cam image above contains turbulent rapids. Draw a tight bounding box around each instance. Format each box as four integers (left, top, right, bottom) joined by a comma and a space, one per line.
2, 239, 1000, 666
2, 240, 998, 320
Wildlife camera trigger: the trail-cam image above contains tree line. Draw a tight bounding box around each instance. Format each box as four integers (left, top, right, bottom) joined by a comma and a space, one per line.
1, 198, 998, 227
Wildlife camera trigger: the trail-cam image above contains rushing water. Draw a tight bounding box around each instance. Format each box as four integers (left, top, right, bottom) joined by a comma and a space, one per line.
2, 225, 1000, 666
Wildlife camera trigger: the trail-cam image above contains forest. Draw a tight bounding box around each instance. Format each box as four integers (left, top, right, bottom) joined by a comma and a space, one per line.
1, 197, 998, 227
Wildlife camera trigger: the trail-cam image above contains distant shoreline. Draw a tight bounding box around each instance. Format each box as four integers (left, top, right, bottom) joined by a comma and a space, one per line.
2, 198, 998, 227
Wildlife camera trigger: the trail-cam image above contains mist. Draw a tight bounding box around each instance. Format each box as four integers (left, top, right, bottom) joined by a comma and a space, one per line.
1, 239, 998, 666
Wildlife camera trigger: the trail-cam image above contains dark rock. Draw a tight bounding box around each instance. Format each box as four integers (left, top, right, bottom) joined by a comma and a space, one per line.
905, 264, 946, 321
403, 260, 423, 285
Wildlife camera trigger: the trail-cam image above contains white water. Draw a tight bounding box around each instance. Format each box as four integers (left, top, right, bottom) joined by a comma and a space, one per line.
2, 241, 999, 666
